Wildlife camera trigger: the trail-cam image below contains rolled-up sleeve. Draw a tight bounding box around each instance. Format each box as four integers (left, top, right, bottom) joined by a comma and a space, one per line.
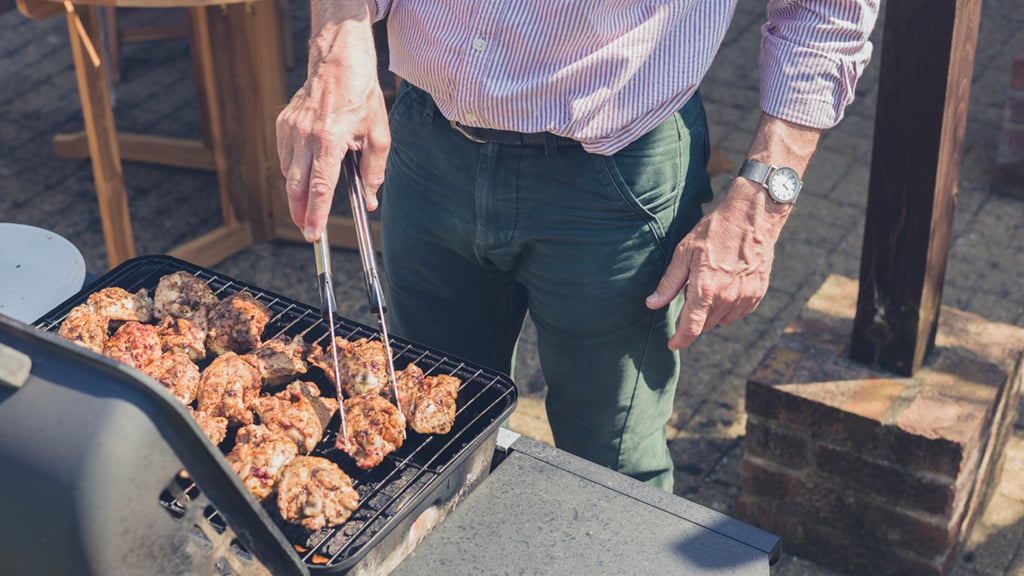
759, 0, 880, 129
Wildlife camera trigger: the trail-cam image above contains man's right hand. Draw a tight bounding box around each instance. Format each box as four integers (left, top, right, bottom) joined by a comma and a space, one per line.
275, 1, 391, 242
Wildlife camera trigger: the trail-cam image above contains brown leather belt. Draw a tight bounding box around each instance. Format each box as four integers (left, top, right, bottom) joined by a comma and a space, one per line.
448, 119, 580, 147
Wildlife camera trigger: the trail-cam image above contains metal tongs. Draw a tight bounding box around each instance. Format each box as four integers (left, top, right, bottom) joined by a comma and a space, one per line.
343, 153, 404, 428
314, 229, 348, 441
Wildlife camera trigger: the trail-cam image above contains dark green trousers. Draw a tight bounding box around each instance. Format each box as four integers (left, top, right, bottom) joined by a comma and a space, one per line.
381, 83, 713, 491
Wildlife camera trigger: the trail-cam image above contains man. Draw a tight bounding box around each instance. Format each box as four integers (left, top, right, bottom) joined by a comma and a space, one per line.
276, 1, 879, 492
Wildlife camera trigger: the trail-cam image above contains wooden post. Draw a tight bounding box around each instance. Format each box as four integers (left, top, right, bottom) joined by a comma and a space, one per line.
850, 0, 983, 376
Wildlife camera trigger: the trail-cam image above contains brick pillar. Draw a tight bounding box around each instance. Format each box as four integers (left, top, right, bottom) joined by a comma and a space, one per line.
994, 51, 1024, 196
737, 275, 1024, 576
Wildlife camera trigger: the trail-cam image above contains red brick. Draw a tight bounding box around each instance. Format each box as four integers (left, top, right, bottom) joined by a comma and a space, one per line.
1011, 50, 1024, 90
815, 444, 956, 516
794, 522, 957, 576
740, 458, 958, 559
744, 417, 811, 470
1007, 92, 1024, 124
885, 427, 967, 479
746, 380, 886, 452
734, 496, 805, 544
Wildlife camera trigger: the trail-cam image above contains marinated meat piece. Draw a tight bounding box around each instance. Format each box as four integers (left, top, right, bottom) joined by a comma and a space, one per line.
247, 334, 320, 386
87, 286, 154, 323
153, 270, 219, 321
393, 363, 424, 416
276, 456, 359, 532
409, 374, 460, 435
188, 407, 229, 446
58, 304, 109, 354
394, 364, 460, 435
255, 381, 338, 453
103, 321, 162, 369
142, 352, 201, 405
196, 351, 262, 426
337, 394, 405, 469
310, 337, 389, 397
225, 424, 299, 501
156, 315, 206, 362
205, 292, 271, 356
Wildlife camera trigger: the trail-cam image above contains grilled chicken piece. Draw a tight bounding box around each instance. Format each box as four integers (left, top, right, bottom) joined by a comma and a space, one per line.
58, 304, 109, 354
337, 394, 405, 469
153, 270, 219, 321
255, 381, 338, 453
103, 321, 162, 369
205, 292, 271, 356
156, 315, 207, 362
196, 351, 262, 426
277, 456, 359, 532
86, 286, 154, 323
247, 334, 320, 386
394, 364, 460, 435
225, 424, 299, 501
310, 337, 389, 397
142, 351, 201, 405
188, 407, 229, 446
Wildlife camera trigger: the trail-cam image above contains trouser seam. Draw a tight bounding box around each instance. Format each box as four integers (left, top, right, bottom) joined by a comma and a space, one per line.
612, 308, 660, 472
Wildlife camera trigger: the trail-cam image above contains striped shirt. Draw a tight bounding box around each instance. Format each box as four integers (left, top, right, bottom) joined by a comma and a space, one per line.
371, 0, 879, 156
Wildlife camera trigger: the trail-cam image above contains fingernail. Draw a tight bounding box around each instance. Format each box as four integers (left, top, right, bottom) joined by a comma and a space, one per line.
646, 292, 659, 304
304, 226, 317, 241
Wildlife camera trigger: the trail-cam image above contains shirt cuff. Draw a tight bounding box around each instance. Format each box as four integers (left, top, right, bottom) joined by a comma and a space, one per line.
758, 28, 872, 130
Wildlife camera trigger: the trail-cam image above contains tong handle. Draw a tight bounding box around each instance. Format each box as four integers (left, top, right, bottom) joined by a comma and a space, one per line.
313, 232, 337, 315
344, 153, 387, 315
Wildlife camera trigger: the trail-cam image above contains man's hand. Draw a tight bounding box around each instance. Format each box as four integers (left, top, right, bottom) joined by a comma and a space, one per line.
645, 179, 788, 349
275, 0, 390, 242
645, 113, 821, 349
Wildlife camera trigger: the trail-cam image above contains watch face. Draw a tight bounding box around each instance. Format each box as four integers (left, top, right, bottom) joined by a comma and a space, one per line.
768, 167, 801, 203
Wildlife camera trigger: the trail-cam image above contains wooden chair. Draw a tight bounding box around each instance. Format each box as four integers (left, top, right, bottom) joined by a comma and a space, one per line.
19, 0, 287, 270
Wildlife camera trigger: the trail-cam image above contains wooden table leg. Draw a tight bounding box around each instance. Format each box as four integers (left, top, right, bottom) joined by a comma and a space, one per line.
66, 5, 136, 270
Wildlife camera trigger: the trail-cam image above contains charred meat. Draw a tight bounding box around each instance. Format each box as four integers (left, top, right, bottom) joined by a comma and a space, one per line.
156, 315, 206, 362
196, 351, 262, 426
205, 292, 271, 356
337, 394, 405, 469
188, 407, 229, 446
310, 337, 389, 397
142, 351, 201, 405
247, 334, 320, 386
394, 364, 460, 435
276, 456, 359, 532
103, 321, 162, 369
153, 270, 219, 321
225, 424, 299, 501
86, 286, 154, 323
255, 381, 338, 454
58, 304, 109, 354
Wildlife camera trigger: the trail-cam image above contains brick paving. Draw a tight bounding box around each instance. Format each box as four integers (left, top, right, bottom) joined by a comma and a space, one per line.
2, 1, 1024, 574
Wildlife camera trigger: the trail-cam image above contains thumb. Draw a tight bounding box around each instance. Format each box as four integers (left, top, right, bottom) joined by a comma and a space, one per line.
646, 258, 690, 310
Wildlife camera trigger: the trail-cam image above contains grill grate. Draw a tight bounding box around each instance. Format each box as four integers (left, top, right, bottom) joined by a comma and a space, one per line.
34, 255, 517, 573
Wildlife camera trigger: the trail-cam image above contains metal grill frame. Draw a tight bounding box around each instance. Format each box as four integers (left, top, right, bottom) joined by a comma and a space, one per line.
33, 255, 519, 574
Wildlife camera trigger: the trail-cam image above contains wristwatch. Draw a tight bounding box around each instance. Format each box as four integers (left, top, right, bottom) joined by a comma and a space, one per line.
737, 159, 802, 204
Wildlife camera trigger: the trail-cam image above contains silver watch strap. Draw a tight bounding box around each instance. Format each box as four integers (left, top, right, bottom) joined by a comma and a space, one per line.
738, 159, 772, 185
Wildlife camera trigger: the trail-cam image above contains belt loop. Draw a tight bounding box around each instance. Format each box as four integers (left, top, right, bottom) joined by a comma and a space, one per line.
544, 133, 557, 157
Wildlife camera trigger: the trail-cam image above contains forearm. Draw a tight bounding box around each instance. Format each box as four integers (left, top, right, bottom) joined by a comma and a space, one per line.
307, 0, 378, 102
719, 113, 822, 232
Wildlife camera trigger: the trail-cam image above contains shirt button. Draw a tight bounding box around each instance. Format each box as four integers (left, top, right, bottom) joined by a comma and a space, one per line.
464, 111, 478, 123
472, 38, 487, 52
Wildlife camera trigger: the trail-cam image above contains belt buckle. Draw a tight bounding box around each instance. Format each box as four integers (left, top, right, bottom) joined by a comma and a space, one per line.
450, 120, 487, 143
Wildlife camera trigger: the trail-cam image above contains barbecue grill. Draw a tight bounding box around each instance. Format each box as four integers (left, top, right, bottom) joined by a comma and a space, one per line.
0, 255, 518, 576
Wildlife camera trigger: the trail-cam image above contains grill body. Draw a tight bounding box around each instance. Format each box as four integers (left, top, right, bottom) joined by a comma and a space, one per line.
0, 255, 517, 575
